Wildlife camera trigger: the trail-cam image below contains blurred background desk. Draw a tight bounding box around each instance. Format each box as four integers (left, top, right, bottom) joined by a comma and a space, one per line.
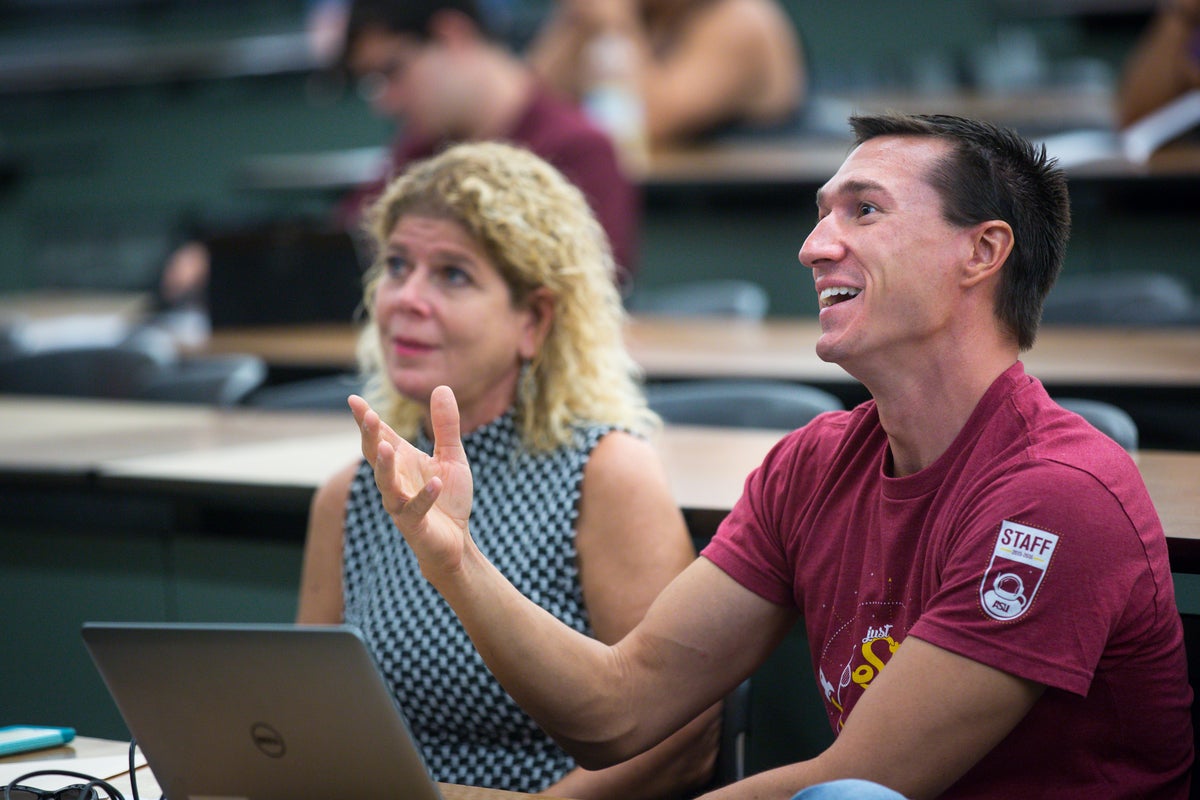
201, 316, 1200, 388
199, 315, 1200, 449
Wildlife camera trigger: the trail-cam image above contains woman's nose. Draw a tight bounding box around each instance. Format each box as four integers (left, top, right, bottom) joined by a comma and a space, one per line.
381, 268, 431, 314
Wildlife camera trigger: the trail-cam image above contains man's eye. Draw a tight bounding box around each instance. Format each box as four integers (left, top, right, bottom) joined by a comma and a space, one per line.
857, 203, 877, 217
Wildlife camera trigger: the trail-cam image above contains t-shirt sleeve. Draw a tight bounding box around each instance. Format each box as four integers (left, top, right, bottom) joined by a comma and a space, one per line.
701, 429, 817, 609
909, 459, 1159, 697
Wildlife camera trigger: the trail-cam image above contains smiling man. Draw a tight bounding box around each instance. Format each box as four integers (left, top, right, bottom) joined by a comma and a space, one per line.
351, 113, 1193, 799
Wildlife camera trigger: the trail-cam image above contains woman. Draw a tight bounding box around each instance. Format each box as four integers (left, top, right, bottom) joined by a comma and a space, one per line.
297, 141, 718, 799
526, 0, 806, 146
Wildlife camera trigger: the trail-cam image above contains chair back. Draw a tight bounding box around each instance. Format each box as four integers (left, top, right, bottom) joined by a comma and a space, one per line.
0, 344, 166, 399
1177, 612, 1200, 800
646, 380, 842, 431
140, 354, 268, 407
714, 679, 752, 787
1042, 271, 1195, 326
244, 373, 364, 411
626, 280, 769, 319
1056, 397, 1139, 452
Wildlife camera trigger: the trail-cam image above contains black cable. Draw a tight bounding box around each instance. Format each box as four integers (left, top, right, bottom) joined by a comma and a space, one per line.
3, 769, 125, 800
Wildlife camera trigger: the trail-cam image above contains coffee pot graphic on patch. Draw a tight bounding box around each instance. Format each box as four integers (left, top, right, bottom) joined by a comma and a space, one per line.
983, 572, 1027, 619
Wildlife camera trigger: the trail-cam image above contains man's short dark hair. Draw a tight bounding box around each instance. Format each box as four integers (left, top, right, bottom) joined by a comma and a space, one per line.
849, 113, 1071, 351
341, 0, 490, 68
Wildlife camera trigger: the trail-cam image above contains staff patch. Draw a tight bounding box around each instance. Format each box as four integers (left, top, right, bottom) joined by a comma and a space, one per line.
980, 520, 1059, 621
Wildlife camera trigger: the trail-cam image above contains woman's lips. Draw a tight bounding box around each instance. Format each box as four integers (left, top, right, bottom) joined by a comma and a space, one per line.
389, 336, 437, 357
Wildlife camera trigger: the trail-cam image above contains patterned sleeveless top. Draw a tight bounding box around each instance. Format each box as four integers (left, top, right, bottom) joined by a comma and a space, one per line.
342, 410, 612, 791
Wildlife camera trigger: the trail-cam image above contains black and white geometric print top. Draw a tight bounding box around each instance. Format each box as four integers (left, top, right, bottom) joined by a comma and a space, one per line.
342, 409, 613, 792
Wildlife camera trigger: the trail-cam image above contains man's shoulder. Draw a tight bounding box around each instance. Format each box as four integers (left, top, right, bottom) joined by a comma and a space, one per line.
513, 83, 617, 152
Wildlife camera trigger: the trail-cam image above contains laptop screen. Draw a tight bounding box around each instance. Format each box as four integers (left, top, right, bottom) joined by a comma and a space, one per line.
81, 622, 442, 800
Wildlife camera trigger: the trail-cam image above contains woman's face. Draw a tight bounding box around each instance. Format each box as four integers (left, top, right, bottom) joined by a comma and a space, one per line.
373, 215, 547, 431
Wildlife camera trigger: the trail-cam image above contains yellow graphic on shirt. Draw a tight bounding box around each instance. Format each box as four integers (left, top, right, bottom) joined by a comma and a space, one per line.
820, 624, 900, 730
851, 633, 900, 689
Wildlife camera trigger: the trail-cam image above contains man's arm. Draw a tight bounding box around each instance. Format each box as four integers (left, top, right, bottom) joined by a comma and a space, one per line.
698, 636, 1043, 800
349, 388, 796, 766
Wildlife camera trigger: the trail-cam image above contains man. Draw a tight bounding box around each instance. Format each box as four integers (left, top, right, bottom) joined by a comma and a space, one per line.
159, 0, 639, 307
338, 0, 639, 283
350, 113, 1193, 799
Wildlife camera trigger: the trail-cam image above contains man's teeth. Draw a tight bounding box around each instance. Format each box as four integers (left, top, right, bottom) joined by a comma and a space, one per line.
819, 287, 862, 304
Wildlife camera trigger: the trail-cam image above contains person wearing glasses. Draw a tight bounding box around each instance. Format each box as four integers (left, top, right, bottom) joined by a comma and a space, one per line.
297, 141, 718, 799
157, 0, 639, 310
337, 0, 639, 284
349, 113, 1192, 798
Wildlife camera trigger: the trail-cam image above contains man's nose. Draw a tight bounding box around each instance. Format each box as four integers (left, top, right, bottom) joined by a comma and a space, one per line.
798, 215, 842, 271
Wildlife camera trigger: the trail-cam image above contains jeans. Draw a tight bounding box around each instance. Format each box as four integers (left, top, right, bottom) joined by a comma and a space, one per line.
790, 778, 908, 799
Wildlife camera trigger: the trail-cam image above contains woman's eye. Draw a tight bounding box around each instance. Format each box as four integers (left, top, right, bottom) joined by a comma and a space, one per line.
440, 265, 471, 287
386, 255, 411, 277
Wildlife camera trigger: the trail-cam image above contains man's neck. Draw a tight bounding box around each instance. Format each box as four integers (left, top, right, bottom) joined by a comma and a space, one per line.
861, 341, 1018, 478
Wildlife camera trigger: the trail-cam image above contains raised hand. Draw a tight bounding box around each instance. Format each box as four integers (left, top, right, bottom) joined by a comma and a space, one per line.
348, 386, 475, 579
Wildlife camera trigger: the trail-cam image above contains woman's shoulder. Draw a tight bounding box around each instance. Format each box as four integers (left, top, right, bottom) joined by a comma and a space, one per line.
312, 459, 363, 514
580, 427, 667, 487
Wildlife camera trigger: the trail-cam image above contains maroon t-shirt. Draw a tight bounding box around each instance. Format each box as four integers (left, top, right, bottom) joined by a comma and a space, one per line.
342, 82, 640, 286
704, 362, 1192, 798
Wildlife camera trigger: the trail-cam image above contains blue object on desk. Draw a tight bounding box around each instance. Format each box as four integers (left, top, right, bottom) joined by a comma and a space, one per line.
0, 726, 76, 757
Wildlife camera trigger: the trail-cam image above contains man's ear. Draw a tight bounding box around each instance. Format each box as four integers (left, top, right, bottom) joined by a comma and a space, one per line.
518, 288, 556, 362
428, 9, 482, 47
962, 220, 1014, 288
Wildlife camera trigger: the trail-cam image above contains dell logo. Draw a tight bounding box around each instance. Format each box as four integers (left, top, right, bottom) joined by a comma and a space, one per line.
250, 723, 286, 758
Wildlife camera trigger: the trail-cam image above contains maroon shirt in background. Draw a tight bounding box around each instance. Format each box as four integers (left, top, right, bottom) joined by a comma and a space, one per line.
339, 82, 641, 287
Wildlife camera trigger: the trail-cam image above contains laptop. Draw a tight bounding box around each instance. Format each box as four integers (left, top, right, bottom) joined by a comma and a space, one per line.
204, 221, 367, 329
81, 622, 443, 800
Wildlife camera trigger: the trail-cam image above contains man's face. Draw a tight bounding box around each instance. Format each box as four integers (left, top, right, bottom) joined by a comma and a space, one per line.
799, 136, 978, 377
348, 27, 472, 138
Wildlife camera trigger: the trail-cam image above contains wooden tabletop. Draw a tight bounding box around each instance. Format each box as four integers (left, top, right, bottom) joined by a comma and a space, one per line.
199, 316, 1200, 390
0, 736, 568, 800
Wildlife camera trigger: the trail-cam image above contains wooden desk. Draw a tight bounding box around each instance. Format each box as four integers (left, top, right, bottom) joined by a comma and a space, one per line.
0, 736, 567, 800
200, 316, 1200, 391
0, 396, 1194, 568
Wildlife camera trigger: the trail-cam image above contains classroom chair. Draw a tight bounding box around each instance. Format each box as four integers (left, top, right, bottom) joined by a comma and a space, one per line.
716, 678, 752, 787
0, 343, 167, 400
1178, 612, 1200, 800
1041, 271, 1196, 326
1056, 397, 1140, 453
244, 372, 364, 410
0, 340, 267, 407
645, 379, 843, 431
140, 353, 269, 407
625, 279, 770, 319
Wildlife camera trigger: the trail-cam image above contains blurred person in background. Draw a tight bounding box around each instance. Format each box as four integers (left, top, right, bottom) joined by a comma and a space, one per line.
1116, 0, 1200, 127
526, 0, 806, 151
159, 0, 638, 310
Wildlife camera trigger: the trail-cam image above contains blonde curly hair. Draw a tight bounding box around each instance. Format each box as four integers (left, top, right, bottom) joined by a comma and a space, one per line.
356, 140, 657, 451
